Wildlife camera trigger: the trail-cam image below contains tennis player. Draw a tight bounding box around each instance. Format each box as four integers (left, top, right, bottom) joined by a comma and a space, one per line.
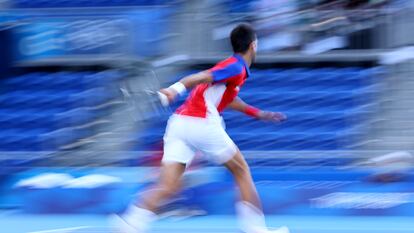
112, 23, 289, 233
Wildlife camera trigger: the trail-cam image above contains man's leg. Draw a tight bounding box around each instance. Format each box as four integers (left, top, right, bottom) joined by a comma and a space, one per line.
223, 150, 265, 232
138, 162, 186, 211
224, 150, 261, 209
224, 150, 289, 233
112, 162, 186, 233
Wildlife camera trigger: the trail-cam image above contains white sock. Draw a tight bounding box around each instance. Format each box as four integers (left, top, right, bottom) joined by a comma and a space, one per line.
236, 201, 267, 233
122, 204, 157, 233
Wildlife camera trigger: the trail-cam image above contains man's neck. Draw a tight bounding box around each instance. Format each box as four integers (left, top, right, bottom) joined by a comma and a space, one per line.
236, 53, 252, 67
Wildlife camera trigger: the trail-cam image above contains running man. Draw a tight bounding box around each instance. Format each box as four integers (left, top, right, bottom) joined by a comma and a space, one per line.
112, 23, 289, 233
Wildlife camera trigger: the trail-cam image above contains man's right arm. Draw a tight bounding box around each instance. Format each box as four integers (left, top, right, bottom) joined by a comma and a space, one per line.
159, 71, 214, 103
160, 61, 241, 104
179, 71, 214, 89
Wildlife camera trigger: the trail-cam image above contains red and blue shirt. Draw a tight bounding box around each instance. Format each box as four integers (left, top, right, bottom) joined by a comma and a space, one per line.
176, 54, 250, 118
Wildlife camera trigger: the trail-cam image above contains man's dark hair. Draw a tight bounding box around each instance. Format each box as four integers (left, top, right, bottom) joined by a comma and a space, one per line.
230, 23, 256, 53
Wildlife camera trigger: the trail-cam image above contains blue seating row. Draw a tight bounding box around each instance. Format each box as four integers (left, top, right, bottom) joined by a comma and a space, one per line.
0, 70, 124, 151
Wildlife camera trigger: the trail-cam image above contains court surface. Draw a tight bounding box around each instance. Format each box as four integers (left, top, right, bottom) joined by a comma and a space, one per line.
1, 213, 413, 233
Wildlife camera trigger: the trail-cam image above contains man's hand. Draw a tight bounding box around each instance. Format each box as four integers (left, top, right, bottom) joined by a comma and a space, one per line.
258, 111, 287, 122
159, 88, 178, 104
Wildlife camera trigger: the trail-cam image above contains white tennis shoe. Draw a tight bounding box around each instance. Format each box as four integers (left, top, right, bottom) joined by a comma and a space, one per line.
109, 214, 141, 233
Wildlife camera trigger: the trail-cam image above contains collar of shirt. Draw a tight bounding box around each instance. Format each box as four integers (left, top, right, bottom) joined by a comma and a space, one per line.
233, 54, 251, 77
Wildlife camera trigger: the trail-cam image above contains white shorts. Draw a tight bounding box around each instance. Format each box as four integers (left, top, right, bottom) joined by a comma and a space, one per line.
162, 114, 238, 165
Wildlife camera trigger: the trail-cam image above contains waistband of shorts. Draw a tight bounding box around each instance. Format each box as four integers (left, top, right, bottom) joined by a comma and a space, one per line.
171, 114, 223, 124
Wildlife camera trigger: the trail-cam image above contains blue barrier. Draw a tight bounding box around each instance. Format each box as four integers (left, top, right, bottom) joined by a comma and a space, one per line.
10, 167, 414, 216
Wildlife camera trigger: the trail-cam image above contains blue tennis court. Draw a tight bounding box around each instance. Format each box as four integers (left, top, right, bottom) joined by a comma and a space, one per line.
2, 213, 414, 233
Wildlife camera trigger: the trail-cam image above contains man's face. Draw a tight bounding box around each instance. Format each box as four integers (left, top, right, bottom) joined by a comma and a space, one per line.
251, 39, 258, 62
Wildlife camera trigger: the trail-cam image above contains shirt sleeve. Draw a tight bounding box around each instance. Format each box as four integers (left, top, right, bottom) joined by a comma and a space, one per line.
210, 62, 243, 83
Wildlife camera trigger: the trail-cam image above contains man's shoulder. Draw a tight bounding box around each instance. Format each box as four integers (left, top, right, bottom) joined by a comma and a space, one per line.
212, 56, 243, 71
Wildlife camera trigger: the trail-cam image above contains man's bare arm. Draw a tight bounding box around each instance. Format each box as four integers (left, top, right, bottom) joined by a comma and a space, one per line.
160, 71, 213, 102
228, 97, 287, 122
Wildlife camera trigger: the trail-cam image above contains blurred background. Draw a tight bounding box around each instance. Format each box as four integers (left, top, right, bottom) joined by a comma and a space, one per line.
1, 0, 414, 232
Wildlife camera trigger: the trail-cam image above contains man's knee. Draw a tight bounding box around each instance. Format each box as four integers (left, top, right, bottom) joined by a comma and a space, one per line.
157, 162, 185, 195
225, 153, 251, 178
234, 162, 251, 178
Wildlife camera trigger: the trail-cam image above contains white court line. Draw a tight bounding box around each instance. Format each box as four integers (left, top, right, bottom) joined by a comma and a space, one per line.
27, 226, 92, 233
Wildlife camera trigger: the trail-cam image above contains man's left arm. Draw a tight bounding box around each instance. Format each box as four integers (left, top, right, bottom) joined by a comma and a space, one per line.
228, 97, 287, 122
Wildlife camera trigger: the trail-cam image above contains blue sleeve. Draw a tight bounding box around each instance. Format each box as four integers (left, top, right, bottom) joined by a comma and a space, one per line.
211, 63, 243, 82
